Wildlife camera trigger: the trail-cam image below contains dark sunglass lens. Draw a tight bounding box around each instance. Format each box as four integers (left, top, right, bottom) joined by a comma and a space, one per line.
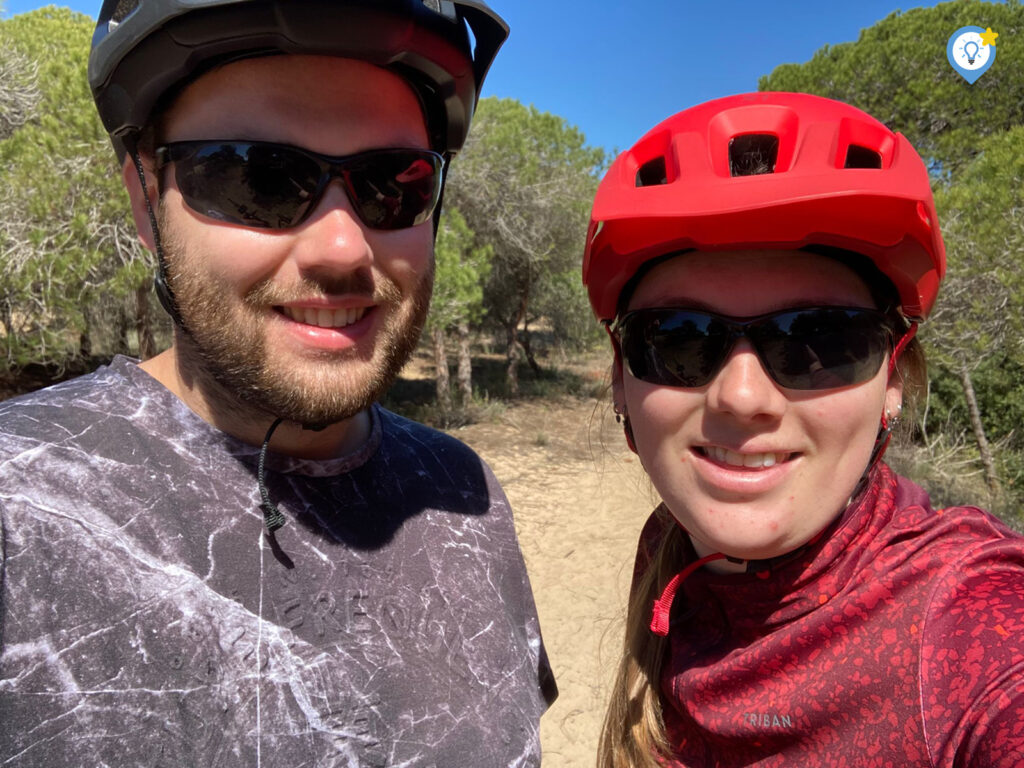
623, 310, 727, 387
239, 144, 321, 227
344, 151, 440, 229
757, 309, 889, 390
175, 143, 320, 228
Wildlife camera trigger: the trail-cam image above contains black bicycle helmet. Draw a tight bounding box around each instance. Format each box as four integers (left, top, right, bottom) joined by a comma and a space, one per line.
89, 0, 508, 161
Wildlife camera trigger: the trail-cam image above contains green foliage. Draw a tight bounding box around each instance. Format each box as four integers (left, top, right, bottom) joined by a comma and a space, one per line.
927, 355, 1024, 450
533, 266, 605, 352
933, 124, 1024, 301
428, 207, 491, 333
0, 7, 155, 371
760, 0, 1024, 174
759, 0, 1024, 515
446, 97, 606, 356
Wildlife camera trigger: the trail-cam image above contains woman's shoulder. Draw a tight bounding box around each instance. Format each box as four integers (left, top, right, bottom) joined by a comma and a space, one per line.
912, 497, 1024, 763
883, 467, 1022, 546
888, 470, 1024, 650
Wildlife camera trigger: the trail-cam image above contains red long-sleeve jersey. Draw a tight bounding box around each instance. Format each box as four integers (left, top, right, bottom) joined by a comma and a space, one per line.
635, 464, 1024, 767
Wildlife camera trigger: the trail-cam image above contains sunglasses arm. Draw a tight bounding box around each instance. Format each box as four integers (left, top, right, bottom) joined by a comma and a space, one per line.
430, 152, 454, 237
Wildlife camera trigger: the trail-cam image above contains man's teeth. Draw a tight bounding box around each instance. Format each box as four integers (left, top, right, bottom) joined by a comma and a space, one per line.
281, 306, 367, 328
704, 446, 789, 468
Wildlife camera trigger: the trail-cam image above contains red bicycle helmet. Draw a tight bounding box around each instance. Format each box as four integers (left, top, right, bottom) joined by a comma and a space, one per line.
582, 92, 945, 323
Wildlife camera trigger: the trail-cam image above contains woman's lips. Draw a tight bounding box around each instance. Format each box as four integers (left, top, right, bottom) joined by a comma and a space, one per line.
699, 445, 793, 469
691, 445, 800, 497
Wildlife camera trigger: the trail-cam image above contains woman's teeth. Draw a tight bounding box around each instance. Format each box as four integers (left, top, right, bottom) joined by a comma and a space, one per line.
703, 446, 789, 468
281, 306, 367, 328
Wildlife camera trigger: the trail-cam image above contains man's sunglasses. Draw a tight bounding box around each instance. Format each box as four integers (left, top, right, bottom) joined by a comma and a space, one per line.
614, 306, 895, 391
155, 140, 444, 230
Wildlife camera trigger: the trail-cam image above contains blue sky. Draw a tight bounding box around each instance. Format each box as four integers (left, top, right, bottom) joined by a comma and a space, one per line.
2, 0, 993, 154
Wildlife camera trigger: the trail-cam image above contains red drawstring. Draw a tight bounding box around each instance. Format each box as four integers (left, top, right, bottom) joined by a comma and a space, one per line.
650, 551, 728, 636
888, 322, 917, 378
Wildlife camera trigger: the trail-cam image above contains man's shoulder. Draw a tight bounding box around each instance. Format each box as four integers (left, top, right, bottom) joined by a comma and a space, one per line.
2, 360, 114, 422
373, 406, 503, 498
0, 356, 156, 458
376, 406, 485, 463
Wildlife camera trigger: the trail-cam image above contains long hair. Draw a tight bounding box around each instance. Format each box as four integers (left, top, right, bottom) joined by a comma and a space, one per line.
597, 505, 687, 768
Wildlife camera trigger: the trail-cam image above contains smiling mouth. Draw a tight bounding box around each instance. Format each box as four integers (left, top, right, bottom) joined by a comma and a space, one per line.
278, 306, 368, 329
698, 446, 794, 469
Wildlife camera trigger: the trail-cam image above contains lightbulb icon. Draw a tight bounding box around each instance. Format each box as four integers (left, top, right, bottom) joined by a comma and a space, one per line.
947, 26, 997, 84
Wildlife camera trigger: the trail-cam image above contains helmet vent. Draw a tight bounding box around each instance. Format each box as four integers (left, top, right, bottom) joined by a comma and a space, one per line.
729, 134, 778, 177
844, 144, 883, 169
111, 0, 139, 24
635, 157, 668, 187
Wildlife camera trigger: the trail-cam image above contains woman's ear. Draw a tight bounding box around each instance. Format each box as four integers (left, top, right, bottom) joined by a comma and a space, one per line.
609, 328, 626, 412
608, 328, 638, 454
122, 153, 159, 252
884, 372, 904, 423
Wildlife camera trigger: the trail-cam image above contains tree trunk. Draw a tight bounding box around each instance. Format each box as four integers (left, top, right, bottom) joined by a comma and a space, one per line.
78, 325, 92, 359
432, 326, 452, 417
956, 361, 1000, 496
0, 300, 12, 362
135, 284, 157, 360
504, 321, 519, 397
518, 315, 541, 375
456, 320, 473, 404
116, 308, 132, 355
504, 287, 530, 397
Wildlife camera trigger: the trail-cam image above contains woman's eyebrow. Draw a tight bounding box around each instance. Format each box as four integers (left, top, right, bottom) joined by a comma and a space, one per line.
632, 296, 869, 312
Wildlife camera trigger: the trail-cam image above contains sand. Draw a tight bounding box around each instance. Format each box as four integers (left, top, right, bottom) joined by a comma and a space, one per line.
451, 397, 654, 767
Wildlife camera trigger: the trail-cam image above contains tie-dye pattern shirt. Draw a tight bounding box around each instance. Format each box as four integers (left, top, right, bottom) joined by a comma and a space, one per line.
0, 356, 555, 767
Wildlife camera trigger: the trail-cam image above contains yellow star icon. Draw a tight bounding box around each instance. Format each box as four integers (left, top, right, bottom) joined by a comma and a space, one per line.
980, 27, 998, 46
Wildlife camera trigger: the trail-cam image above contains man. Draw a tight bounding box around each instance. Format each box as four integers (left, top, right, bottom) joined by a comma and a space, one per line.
0, 1, 555, 765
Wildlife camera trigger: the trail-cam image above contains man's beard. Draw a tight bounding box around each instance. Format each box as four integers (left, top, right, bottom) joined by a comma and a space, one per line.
160, 218, 433, 428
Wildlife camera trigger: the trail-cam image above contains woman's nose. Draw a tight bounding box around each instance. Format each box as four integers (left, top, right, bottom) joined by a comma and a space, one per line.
704, 339, 788, 422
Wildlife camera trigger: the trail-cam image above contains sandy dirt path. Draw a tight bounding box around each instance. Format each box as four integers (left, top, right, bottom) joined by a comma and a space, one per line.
450, 397, 655, 767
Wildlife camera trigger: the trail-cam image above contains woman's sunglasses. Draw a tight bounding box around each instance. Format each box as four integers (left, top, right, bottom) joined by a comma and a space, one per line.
155, 140, 444, 230
614, 306, 896, 391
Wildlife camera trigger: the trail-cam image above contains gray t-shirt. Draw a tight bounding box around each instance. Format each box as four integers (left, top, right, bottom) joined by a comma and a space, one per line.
0, 356, 555, 767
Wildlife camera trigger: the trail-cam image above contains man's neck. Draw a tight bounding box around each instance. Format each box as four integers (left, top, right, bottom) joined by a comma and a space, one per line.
139, 347, 372, 460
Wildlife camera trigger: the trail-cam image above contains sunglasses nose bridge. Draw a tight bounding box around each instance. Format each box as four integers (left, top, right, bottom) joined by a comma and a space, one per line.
300, 159, 363, 225
712, 320, 778, 384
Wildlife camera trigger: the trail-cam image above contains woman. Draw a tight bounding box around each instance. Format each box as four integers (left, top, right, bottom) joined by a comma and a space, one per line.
583, 93, 1024, 767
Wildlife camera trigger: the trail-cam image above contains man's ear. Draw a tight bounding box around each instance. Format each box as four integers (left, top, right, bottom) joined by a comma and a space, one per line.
122, 153, 159, 252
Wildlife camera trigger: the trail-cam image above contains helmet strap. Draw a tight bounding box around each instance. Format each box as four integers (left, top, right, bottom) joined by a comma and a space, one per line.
126, 136, 186, 329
